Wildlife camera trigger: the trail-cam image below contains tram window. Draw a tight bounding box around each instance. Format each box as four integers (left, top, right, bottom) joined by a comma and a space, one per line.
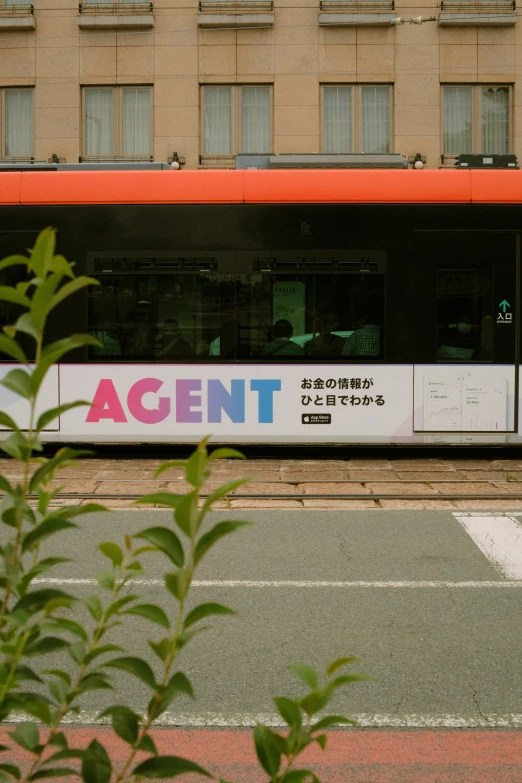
436, 261, 493, 362
88, 270, 385, 361
244, 273, 385, 360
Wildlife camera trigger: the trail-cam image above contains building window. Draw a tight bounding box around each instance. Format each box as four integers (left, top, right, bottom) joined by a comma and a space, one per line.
82, 86, 152, 159
322, 85, 391, 154
1, 88, 33, 159
202, 85, 271, 156
442, 85, 510, 155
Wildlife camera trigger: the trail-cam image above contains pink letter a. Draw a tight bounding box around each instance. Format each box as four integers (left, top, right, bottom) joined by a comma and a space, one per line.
86, 379, 128, 423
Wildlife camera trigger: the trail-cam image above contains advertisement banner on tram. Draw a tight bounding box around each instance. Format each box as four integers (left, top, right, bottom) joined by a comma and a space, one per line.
57, 364, 414, 443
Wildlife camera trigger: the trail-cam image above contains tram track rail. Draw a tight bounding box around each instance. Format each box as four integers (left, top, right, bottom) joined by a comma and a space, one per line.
4, 478, 522, 502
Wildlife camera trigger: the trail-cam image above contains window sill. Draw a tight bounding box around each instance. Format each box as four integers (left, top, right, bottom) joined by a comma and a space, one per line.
198, 11, 274, 26
439, 1, 516, 24
439, 11, 516, 23
199, 154, 237, 168
319, 11, 396, 24
0, 8, 35, 29
78, 3, 153, 27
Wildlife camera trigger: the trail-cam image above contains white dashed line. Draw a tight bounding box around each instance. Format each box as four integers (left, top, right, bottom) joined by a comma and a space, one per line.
33, 578, 521, 588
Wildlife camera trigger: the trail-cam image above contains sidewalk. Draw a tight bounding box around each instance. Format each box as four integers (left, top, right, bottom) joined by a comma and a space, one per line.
2, 457, 522, 510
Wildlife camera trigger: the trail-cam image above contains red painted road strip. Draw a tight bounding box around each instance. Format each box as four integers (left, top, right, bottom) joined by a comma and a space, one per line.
1, 728, 522, 782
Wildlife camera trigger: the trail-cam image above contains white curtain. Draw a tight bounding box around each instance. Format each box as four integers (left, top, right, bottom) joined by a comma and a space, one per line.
241, 86, 270, 154
204, 87, 232, 154
84, 88, 113, 156
323, 86, 351, 153
361, 86, 390, 153
443, 86, 472, 154
5, 0, 29, 6
482, 87, 508, 154
122, 87, 151, 156
5, 89, 33, 157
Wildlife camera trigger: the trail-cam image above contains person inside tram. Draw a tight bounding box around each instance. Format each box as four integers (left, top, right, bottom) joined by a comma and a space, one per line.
91, 322, 122, 356
159, 318, 195, 358
437, 312, 479, 361
261, 319, 304, 357
343, 306, 381, 357
304, 316, 344, 357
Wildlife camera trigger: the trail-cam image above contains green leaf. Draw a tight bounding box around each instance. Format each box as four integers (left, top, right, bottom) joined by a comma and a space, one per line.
134, 527, 184, 567
175, 626, 209, 653
9, 723, 40, 754
165, 570, 190, 601
154, 672, 194, 718
29, 768, 78, 780
329, 673, 372, 690
314, 734, 327, 750
0, 369, 33, 400
133, 756, 211, 779
22, 518, 77, 552
154, 460, 186, 478
76, 673, 113, 694
136, 735, 157, 755
96, 570, 115, 590
184, 602, 235, 629
148, 638, 170, 663
68, 641, 87, 664
15, 589, 74, 614
103, 657, 156, 689
29, 227, 56, 277
273, 697, 302, 731
25, 637, 70, 656
10, 313, 38, 341
98, 706, 140, 745
0, 286, 30, 307
124, 604, 170, 628
0, 411, 20, 432
194, 521, 250, 566
0, 253, 30, 272
98, 542, 123, 567
48, 733, 68, 749
49, 276, 99, 313
81, 740, 111, 783
253, 725, 284, 778
288, 663, 318, 689
83, 644, 123, 665
201, 479, 249, 513
311, 715, 357, 731
12, 666, 42, 684
36, 402, 89, 433
43, 670, 71, 687
0, 475, 12, 493
174, 492, 197, 536
326, 657, 360, 676
280, 771, 320, 783
185, 445, 208, 487
3, 694, 52, 725
0, 335, 27, 363
207, 448, 246, 462
135, 493, 183, 509
0, 765, 20, 780
84, 595, 103, 621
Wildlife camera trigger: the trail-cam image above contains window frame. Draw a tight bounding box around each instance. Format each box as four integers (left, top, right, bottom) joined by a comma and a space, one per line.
441, 83, 512, 156
200, 84, 273, 161
0, 87, 34, 160
81, 85, 153, 161
320, 83, 393, 155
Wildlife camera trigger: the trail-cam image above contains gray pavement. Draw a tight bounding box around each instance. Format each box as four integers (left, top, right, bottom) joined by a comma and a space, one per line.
32, 510, 522, 726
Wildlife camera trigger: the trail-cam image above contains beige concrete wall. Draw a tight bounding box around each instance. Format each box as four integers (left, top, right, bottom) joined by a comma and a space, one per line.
0, 0, 519, 168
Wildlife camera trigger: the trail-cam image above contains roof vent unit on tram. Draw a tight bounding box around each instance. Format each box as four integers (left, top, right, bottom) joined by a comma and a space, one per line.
455, 154, 518, 169
235, 153, 408, 169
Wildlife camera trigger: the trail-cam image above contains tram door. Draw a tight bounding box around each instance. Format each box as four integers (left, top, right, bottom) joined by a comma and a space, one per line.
412, 231, 518, 435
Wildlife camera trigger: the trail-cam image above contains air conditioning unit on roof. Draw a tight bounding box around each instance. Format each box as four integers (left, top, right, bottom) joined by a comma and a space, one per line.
236, 153, 408, 169
456, 154, 518, 169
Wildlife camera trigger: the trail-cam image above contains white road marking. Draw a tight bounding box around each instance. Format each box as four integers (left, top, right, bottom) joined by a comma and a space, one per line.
5, 710, 522, 729
32, 578, 521, 588
454, 513, 522, 579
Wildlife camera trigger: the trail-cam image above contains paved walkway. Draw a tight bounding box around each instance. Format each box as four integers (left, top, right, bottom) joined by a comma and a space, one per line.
3, 456, 522, 509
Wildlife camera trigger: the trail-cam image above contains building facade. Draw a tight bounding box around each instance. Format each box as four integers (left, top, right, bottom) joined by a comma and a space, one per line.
0, 0, 519, 169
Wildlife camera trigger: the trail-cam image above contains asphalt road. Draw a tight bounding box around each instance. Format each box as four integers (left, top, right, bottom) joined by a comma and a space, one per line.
27, 509, 522, 727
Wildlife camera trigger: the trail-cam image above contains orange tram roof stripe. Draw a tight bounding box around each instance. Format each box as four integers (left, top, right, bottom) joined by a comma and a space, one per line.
2, 168, 522, 206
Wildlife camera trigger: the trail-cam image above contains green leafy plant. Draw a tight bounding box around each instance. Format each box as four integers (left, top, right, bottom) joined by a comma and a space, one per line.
0, 229, 368, 783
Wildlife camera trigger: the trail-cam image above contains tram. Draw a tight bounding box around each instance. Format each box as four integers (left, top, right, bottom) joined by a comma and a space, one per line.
1, 166, 521, 446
